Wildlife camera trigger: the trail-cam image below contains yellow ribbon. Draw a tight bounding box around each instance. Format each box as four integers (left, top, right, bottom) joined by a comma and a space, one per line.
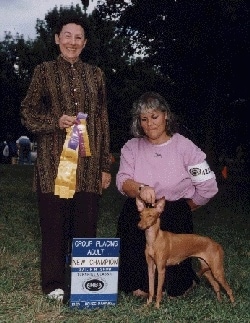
54, 114, 91, 198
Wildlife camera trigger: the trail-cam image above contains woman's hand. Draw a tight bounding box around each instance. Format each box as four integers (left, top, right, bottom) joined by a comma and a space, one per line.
102, 172, 111, 189
139, 185, 156, 205
187, 199, 200, 211
59, 114, 77, 129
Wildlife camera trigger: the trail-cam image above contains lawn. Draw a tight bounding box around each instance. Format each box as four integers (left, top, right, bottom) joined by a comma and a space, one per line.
0, 161, 249, 322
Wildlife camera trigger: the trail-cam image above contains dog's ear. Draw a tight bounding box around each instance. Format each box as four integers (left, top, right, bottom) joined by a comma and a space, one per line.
136, 197, 145, 212
156, 197, 165, 213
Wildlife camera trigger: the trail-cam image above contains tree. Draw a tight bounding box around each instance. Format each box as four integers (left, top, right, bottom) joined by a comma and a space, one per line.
0, 32, 37, 140
96, 0, 250, 169
33, 4, 171, 150
0, 4, 170, 149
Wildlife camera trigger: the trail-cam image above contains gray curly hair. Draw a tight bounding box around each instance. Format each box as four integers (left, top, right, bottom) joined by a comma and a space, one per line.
130, 91, 178, 137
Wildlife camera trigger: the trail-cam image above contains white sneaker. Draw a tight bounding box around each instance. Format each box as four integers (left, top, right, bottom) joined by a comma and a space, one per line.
47, 288, 64, 301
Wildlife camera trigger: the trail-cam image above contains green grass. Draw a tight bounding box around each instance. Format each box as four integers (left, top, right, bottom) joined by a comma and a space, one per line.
0, 162, 249, 322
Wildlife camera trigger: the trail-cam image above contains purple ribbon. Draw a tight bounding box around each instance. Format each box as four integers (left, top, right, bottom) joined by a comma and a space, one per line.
68, 112, 88, 157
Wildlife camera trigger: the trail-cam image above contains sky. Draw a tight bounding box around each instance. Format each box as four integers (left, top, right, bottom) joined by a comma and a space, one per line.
0, 0, 98, 40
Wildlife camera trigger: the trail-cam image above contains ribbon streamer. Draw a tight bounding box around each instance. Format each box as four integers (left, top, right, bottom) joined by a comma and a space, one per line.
54, 112, 91, 198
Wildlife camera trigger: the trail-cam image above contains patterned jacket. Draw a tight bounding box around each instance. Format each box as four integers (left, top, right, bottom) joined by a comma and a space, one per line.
21, 55, 111, 194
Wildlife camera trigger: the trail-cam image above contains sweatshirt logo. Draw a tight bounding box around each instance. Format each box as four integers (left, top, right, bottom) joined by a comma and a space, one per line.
189, 167, 211, 176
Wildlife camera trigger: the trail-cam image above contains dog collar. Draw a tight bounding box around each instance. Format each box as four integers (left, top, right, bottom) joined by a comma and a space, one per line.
145, 203, 155, 208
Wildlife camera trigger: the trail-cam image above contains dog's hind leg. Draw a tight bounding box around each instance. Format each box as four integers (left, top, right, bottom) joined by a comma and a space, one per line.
204, 245, 235, 304
198, 259, 222, 301
212, 271, 235, 304
201, 247, 235, 304
208, 258, 235, 304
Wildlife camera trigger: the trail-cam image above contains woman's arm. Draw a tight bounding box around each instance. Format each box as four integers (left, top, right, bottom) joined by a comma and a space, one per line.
98, 68, 111, 174
122, 179, 156, 204
21, 64, 61, 134
183, 138, 219, 206
116, 140, 155, 201
122, 179, 144, 198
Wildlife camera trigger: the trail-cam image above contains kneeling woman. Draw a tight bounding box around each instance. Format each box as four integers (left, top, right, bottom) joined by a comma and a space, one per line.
116, 91, 218, 298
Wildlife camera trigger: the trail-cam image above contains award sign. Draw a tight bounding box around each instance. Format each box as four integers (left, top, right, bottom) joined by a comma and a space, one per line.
70, 238, 120, 309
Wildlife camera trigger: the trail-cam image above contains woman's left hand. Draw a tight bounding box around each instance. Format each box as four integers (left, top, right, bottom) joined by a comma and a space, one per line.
59, 114, 77, 129
139, 185, 156, 205
102, 172, 111, 189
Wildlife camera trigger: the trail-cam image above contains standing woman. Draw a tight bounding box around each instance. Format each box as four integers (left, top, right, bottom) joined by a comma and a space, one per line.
116, 92, 218, 298
21, 16, 111, 300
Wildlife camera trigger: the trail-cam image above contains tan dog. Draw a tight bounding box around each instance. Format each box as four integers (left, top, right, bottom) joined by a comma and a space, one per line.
136, 197, 235, 308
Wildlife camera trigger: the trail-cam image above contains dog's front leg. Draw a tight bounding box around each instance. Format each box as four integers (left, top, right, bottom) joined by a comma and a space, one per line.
155, 265, 166, 309
146, 255, 155, 306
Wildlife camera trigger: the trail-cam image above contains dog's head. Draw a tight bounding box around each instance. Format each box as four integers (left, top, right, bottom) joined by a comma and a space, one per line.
136, 197, 165, 230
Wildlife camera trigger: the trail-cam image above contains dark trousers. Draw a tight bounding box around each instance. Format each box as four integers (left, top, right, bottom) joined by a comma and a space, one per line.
116, 198, 197, 297
37, 189, 99, 294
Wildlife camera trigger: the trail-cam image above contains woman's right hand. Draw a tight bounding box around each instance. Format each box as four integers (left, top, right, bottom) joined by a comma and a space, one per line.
59, 114, 77, 129
139, 185, 156, 205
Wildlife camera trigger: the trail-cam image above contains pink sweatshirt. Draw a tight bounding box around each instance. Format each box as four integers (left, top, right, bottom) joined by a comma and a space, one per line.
116, 133, 218, 206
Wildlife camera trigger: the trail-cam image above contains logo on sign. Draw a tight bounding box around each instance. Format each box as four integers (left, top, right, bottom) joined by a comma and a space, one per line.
82, 278, 107, 293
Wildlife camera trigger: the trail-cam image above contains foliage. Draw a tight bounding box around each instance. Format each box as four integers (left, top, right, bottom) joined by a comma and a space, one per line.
0, 163, 250, 322
96, 0, 250, 159
0, 33, 35, 139
97, 0, 249, 97
1, 1, 249, 156
0, 3, 170, 151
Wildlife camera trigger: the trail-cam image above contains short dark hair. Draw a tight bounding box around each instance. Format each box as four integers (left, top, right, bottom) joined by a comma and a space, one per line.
131, 91, 178, 137
54, 15, 90, 39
